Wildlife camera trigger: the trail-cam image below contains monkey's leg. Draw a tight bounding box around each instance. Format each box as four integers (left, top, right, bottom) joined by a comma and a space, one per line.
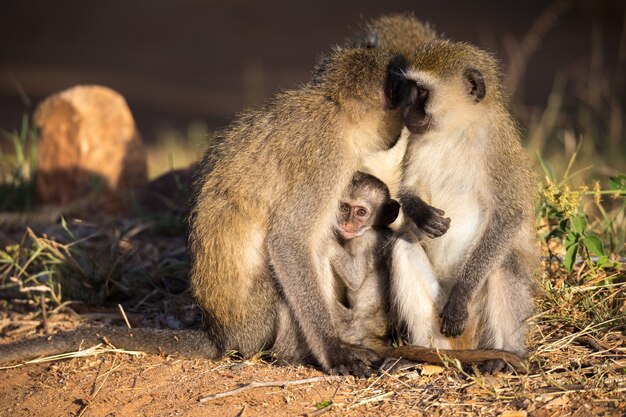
268, 235, 379, 376
476, 252, 533, 373
390, 233, 450, 348
271, 301, 312, 366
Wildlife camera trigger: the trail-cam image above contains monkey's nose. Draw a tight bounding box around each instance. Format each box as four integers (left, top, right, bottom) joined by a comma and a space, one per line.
403, 106, 431, 134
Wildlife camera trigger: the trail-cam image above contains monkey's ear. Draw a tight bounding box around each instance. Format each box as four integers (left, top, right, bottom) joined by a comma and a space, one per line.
378, 200, 401, 225
384, 55, 411, 109
463, 68, 486, 103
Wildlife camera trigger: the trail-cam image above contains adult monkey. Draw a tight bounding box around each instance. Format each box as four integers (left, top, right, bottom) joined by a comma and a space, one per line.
187, 46, 421, 377
349, 15, 536, 373
394, 40, 538, 373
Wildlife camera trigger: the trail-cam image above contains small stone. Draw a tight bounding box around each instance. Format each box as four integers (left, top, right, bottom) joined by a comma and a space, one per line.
34, 85, 147, 204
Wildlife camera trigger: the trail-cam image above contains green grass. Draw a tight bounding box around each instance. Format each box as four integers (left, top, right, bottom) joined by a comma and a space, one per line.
0, 115, 37, 211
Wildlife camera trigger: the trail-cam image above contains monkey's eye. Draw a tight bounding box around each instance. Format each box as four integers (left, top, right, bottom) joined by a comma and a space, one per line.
416, 85, 429, 99
339, 203, 349, 213
356, 208, 368, 217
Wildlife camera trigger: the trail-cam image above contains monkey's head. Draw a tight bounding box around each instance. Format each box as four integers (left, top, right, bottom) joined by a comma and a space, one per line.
334, 172, 400, 240
312, 47, 418, 151
402, 40, 504, 136
348, 13, 438, 57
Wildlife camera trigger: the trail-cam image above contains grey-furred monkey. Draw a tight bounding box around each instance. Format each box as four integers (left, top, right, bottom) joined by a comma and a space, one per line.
330, 171, 400, 350
393, 39, 538, 373
187, 46, 423, 377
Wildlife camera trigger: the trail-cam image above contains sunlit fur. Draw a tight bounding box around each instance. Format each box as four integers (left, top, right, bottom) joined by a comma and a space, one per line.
188, 47, 408, 373
393, 40, 538, 363
348, 13, 440, 198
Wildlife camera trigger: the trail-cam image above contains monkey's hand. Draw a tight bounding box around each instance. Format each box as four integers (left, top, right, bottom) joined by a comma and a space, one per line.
327, 343, 381, 378
439, 295, 469, 337
399, 192, 450, 239
419, 205, 451, 239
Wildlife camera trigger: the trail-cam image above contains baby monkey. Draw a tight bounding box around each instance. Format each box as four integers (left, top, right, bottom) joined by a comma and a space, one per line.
330, 172, 400, 350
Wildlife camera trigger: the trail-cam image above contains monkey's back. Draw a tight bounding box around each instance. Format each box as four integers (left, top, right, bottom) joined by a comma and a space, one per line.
188, 87, 354, 355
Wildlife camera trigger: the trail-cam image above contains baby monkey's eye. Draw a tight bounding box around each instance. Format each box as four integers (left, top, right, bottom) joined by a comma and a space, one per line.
339, 203, 350, 213
356, 208, 368, 217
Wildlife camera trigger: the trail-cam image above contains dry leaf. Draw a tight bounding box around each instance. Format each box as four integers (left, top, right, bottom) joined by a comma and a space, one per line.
545, 395, 569, 408
420, 365, 445, 376
500, 411, 528, 417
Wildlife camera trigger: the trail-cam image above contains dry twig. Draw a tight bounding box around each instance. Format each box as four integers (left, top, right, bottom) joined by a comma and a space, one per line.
198, 376, 345, 403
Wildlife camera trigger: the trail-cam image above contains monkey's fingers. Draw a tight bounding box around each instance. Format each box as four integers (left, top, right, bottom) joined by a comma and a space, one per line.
439, 310, 468, 338
329, 364, 350, 376
431, 207, 446, 216
422, 217, 451, 239
421, 225, 446, 238
440, 317, 467, 337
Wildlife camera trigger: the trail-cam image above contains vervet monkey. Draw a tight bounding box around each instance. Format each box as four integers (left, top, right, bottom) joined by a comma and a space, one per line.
393, 39, 538, 373
330, 172, 400, 350
187, 46, 419, 376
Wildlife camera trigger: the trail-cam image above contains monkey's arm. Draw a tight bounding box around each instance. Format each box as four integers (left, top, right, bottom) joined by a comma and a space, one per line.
380, 345, 526, 372
329, 240, 366, 292
439, 209, 520, 337
267, 215, 379, 376
398, 191, 450, 238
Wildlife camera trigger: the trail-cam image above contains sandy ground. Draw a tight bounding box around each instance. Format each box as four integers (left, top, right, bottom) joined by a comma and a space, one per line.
0, 341, 624, 417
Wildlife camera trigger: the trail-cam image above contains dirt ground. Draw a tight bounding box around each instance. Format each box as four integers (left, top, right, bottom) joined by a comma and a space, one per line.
1, 323, 624, 417
0, 351, 622, 417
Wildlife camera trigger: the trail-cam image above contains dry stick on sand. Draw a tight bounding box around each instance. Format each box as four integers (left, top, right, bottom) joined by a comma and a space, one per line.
198, 376, 345, 403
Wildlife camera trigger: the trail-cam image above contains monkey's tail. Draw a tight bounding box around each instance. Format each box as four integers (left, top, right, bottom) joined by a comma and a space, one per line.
381, 345, 527, 372
0, 327, 219, 365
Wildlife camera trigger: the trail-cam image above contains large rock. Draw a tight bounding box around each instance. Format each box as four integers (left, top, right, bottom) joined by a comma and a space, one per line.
34, 85, 147, 204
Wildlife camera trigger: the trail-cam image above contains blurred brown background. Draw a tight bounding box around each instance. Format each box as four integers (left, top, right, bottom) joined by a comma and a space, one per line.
1, 0, 624, 171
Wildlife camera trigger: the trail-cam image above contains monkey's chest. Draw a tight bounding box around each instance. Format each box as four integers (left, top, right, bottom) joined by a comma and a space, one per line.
425, 187, 485, 280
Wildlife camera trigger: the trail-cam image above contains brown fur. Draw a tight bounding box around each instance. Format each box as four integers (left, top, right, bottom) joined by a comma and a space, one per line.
187, 46, 412, 376
349, 14, 440, 198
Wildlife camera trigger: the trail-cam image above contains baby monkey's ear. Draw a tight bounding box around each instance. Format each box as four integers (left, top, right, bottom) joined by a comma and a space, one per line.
464, 68, 486, 103
377, 199, 401, 225
384, 55, 413, 109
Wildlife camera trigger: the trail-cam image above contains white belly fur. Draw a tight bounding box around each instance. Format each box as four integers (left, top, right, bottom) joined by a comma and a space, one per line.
404, 130, 489, 285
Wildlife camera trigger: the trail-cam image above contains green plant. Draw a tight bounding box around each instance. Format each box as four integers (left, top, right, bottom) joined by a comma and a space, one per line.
539, 145, 626, 273
0, 114, 38, 211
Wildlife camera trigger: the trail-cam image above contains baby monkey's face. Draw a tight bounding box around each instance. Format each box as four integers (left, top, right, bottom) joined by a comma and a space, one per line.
334, 200, 373, 240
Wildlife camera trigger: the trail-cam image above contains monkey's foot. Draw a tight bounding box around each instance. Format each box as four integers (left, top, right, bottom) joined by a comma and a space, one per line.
477, 359, 510, 374
327, 344, 381, 378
